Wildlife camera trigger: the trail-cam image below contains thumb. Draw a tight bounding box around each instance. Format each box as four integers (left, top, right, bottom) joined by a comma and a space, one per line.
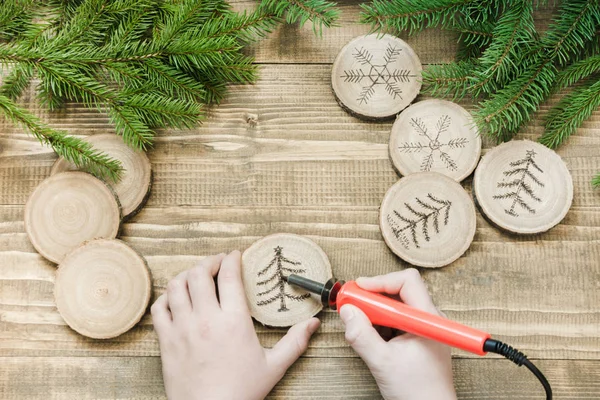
267, 317, 320, 372
339, 304, 386, 365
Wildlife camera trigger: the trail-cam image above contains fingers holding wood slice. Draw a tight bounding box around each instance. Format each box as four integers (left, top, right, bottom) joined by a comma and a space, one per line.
332, 34, 422, 120
379, 172, 476, 268
389, 100, 481, 181
52, 134, 152, 218
24, 172, 121, 264
54, 239, 152, 339
242, 234, 332, 327
473, 140, 573, 234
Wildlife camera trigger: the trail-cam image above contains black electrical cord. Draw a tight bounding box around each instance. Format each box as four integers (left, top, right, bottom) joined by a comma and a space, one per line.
483, 339, 552, 400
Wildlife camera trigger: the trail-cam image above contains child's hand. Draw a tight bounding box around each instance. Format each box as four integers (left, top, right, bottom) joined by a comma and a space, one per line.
340, 269, 457, 400
151, 251, 320, 400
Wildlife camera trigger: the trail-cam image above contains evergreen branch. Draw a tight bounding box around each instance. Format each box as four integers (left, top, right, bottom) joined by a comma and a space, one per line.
593, 174, 600, 187
452, 19, 496, 60
258, 0, 339, 35
470, 0, 536, 96
421, 61, 475, 100
0, 62, 34, 99
555, 54, 600, 89
0, 93, 122, 181
540, 78, 600, 148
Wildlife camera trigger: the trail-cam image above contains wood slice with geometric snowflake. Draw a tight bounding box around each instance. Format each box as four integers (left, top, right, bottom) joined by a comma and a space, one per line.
379, 172, 476, 268
473, 140, 573, 234
54, 239, 152, 339
241, 233, 333, 327
24, 172, 121, 264
332, 34, 422, 121
389, 100, 481, 182
51, 134, 152, 219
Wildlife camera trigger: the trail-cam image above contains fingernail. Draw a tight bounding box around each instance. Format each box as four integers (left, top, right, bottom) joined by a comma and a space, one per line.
339, 305, 355, 323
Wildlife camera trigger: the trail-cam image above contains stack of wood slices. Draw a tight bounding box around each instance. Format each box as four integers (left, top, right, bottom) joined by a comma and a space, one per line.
24, 134, 153, 339
332, 34, 573, 269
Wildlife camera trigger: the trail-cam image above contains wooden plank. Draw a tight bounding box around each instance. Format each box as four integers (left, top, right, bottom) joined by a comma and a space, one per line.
0, 357, 598, 399
1, 237, 598, 359
229, 1, 558, 65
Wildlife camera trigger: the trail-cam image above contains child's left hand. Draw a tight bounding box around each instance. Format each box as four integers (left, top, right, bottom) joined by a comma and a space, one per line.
151, 251, 321, 400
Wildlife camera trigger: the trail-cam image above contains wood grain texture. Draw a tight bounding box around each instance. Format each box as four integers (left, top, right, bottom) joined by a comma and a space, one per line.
0, 357, 598, 399
1, 2, 599, 398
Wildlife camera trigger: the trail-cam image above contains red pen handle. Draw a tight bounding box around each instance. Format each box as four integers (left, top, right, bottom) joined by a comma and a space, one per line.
336, 281, 491, 356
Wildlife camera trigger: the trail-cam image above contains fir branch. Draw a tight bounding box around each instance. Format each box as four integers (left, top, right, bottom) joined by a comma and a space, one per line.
540, 78, 600, 148
421, 61, 475, 100
555, 54, 600, 89
0, 93, 122, 181
593, 174, 600, 187
258, 0, 339, 35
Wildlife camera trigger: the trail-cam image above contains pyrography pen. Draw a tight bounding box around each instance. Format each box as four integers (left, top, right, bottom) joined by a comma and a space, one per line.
284, 274, 552, 400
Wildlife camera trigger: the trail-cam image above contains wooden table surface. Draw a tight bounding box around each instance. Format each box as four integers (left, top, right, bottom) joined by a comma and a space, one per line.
1, 2, 599, 399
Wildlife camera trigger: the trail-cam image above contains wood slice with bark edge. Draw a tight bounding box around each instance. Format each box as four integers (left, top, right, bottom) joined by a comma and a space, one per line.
389, 99, 481, 182
242, 233, 333, 327
24, 171, 121, 264
379, 172, 476, 268
331, 34, 422, 121
51, 134, 152, 219
54, 239, 152, 339
473, 140, 573, 234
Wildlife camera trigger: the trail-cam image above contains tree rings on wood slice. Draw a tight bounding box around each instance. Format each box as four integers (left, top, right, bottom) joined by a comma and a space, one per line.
54, 239, 151, 339
473, 140, 573, 234
24, 172, 121, 264
51, 134, 152, 218
379, 172, 476, 268
389, 100, 481, 181
242, 233, 333, 327
332, 34, 422, 120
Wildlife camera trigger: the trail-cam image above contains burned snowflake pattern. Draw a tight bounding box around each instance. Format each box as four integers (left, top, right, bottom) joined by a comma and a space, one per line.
386, 194, 452, 249
397, 115, 468, 172
493, 150, 545, 217
341, 44, 416, 105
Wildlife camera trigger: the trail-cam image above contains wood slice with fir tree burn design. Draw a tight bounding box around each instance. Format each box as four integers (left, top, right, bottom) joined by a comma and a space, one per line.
380, 172, 476, 268
51, 134, 152, 219
54, 239, 151, 339
331, 34, 422, 121
389, 100, 481, 182
473, 140, 573, 234
242, 234, 333, 327
24, 172, 121, 264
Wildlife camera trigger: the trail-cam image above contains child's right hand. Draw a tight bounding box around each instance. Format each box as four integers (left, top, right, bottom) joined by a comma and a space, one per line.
339, 269, 457, 400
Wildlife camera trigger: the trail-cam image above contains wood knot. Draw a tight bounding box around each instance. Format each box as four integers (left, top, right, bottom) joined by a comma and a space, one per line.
245, 113, 258, 127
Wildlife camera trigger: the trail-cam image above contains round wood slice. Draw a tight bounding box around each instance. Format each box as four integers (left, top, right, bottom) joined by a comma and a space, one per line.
379, 172, 476, 268
389, 100, 481, 182
242, 233, 333, 327
473, 140, 573, 234
332, 34, 422, 120
24, 171, 121, 264
54, 239, 152, 339
51, 134, 152, 218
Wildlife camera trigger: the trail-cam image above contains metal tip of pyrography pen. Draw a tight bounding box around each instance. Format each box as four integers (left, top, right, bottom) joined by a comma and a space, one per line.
282, 275, 289, 282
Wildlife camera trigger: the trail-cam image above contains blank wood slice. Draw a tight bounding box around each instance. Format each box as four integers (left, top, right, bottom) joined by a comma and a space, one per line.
473, 140, 573, 234
24, 172, 121, 264
51, 134, 152, 218
54, 239, 151, 339
389, 100, 481, 182
332, 34, 422, 120
242, 233, 333, 327
379, 172, 476, 268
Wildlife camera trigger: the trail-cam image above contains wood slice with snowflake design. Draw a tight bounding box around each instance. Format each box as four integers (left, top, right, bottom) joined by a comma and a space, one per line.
389, 100, 481, 182
473, 140, 573, 234
241, 233, 333, 327
379, 172, 476, 268
331, 34, 422, 121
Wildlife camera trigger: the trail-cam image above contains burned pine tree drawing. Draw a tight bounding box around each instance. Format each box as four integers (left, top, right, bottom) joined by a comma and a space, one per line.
386, 194, 452, 249
397, 115, 468, 172
341, 44, 416, 104
256, 246, 311, 312
493, 150, 545, 217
